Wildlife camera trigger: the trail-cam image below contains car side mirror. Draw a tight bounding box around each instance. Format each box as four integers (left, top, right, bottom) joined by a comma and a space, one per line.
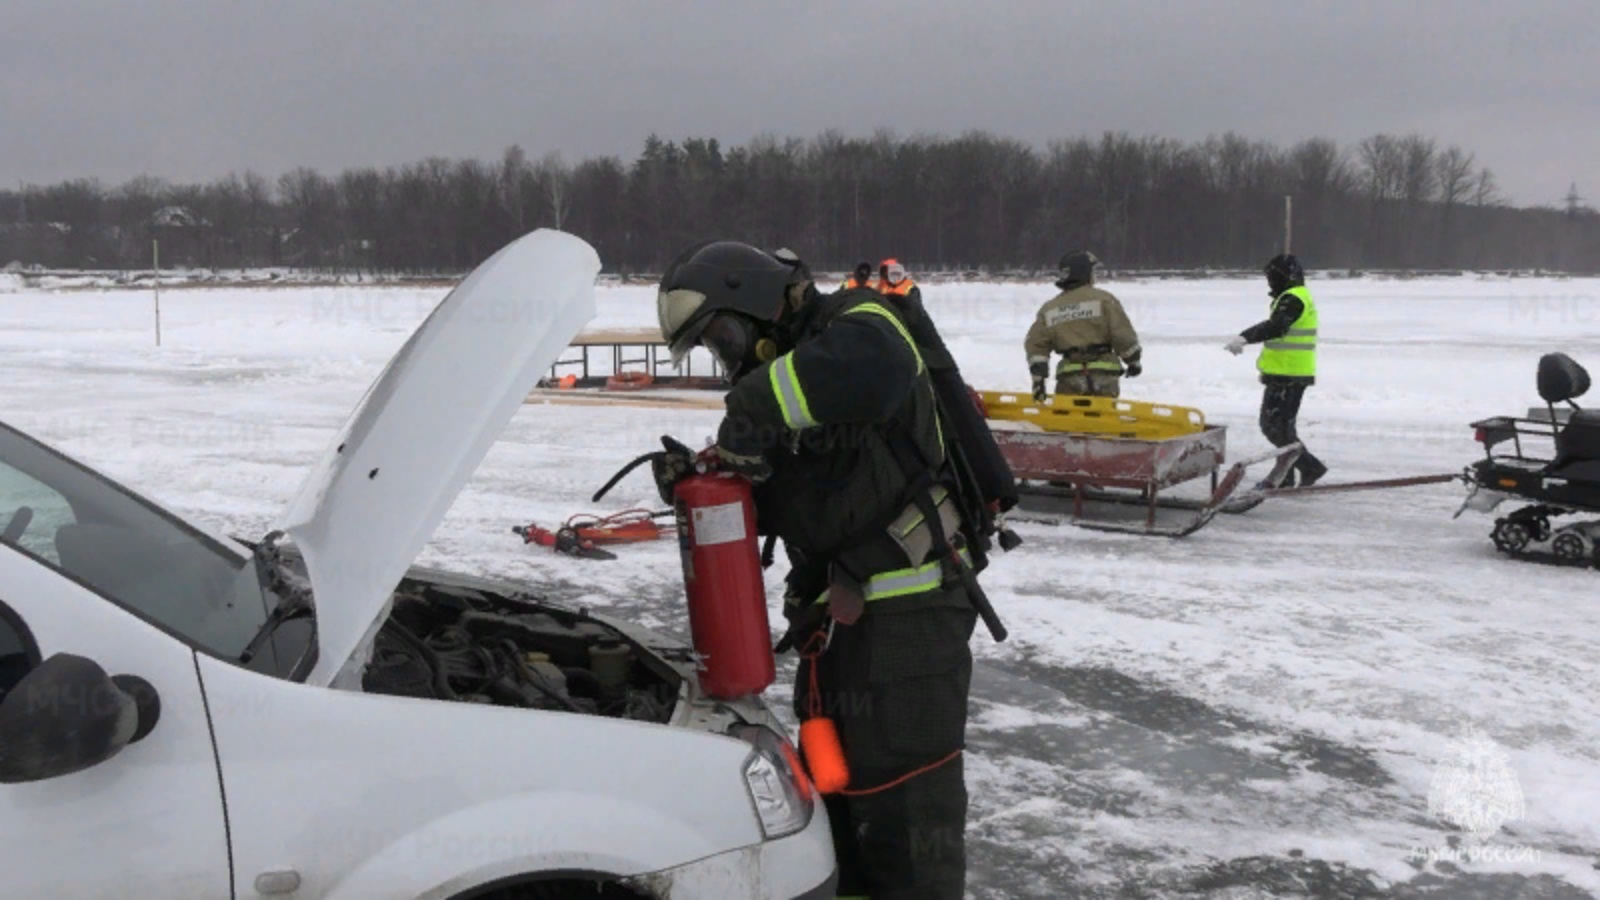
0, 653, 161, 784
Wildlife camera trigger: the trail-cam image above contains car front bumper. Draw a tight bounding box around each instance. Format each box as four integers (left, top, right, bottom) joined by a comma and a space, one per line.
622, 791, 836, 900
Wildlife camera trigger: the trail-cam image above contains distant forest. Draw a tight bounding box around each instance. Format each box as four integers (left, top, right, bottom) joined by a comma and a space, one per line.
2, 130, 1596, 275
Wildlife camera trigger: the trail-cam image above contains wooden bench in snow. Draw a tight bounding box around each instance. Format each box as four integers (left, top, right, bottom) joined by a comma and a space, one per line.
547, 327, 724, 387
524, 388, 725, 410
572, 328, 665, 346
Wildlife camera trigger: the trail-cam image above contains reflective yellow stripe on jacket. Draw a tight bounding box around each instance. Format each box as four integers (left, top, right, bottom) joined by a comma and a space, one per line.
865, 547, 971, 600
769, 353, 817, 429
815, 548, 972, 605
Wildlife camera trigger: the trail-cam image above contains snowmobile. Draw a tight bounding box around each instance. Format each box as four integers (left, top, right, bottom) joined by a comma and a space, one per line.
1458, 352, 1600, 567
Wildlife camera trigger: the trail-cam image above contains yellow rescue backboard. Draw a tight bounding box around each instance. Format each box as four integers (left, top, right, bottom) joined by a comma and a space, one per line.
979, 391, 1207, 440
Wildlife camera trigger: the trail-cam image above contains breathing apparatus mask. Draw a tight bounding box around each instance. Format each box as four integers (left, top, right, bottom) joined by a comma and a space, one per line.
698, 312, 780, 382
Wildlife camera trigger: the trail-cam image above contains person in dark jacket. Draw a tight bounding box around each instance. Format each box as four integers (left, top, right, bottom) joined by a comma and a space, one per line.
655, 241, 980, 900
1225, 253, 1328, 486
840, 260, 877, 291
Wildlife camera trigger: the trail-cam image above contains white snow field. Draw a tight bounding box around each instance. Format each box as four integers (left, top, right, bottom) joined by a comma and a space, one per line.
3, 275, 1599, 898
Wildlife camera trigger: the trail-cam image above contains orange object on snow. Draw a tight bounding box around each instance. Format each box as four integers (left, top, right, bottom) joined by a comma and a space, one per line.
605, 371, 655, 391
513, 509, 669, 560
799, 717, 850, 794
566, 509, 667, 544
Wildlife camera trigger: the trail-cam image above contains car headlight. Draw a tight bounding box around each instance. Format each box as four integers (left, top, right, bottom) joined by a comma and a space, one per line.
732, 724, 814, 839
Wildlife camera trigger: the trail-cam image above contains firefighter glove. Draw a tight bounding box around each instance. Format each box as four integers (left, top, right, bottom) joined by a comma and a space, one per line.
1124, 360, 1142, 378
714, 444, 772, 484
650, 436, 696, 505
713, 414, 774, 483
774, 589, 827, 653
1029, 360, 1049, 402
1225, 336, 1247, 356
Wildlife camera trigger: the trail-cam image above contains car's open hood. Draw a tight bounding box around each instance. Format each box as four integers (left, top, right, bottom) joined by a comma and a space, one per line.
279, 230, 599, 685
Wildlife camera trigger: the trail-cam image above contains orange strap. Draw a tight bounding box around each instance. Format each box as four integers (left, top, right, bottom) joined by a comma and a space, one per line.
839, 749, 962, 797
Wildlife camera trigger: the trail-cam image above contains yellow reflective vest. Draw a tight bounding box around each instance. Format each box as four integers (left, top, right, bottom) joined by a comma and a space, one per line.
1257, 285, 1317, 378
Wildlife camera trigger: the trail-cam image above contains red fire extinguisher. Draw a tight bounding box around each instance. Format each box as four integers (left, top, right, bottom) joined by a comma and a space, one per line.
674, 472, 775, 699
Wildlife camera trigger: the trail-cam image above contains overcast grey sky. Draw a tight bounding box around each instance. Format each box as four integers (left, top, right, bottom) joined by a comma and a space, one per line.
3, 0, 1595, 207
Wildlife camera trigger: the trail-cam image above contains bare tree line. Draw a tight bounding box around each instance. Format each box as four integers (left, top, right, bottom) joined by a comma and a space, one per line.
2, 130, 1595, 275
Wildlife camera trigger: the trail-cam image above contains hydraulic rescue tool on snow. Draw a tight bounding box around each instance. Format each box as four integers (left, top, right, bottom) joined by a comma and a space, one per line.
1457, 352, 1600, 569
512, 509, 670, 560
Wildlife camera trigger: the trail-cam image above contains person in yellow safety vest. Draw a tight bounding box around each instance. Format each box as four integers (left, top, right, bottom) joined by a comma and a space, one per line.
1224, 253, 1328, 487
840, 260, 877, 292
1024, 249, 1142, 400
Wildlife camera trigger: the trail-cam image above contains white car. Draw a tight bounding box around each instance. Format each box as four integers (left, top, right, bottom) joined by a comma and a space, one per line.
0, 231, 836, 900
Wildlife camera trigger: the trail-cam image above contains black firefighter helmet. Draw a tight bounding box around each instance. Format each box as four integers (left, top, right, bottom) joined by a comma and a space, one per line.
657, 240, 801, 379
1056, 249, 1100, 288
1264, 253, 1305, 295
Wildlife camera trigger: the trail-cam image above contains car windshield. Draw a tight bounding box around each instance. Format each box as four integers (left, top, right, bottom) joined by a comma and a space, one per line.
0, 422, 272, 659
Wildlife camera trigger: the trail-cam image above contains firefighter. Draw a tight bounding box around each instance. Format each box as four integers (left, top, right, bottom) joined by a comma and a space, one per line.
1224, 253, 1328, 486
1024, 250, 1142, 400
655, 241, 983, 900
840, 260, 877, 291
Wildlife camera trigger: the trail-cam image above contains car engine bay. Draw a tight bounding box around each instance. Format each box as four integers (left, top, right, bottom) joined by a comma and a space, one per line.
362, 577, 679, 723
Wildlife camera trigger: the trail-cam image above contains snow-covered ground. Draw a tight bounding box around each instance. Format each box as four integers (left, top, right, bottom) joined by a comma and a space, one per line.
3, 275, 1599, 898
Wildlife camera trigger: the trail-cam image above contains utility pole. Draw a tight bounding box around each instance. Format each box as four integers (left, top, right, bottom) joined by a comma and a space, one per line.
1284, 195, 1293, 254
153, 240, 162, 347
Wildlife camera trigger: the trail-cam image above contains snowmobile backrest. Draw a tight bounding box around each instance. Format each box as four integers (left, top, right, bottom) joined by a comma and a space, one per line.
1552, 409, 1600, 470
1537, 353, 1590, 405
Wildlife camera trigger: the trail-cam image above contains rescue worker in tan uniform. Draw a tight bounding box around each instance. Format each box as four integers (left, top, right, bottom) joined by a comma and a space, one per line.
1024, 250, 1142, 400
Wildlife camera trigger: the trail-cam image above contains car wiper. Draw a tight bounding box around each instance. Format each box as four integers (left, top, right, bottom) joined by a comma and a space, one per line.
239, 530, 311, 664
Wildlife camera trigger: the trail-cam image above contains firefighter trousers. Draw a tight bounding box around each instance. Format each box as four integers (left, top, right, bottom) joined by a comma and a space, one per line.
793, 591, 978, 900
1055, 370, 1121, 398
